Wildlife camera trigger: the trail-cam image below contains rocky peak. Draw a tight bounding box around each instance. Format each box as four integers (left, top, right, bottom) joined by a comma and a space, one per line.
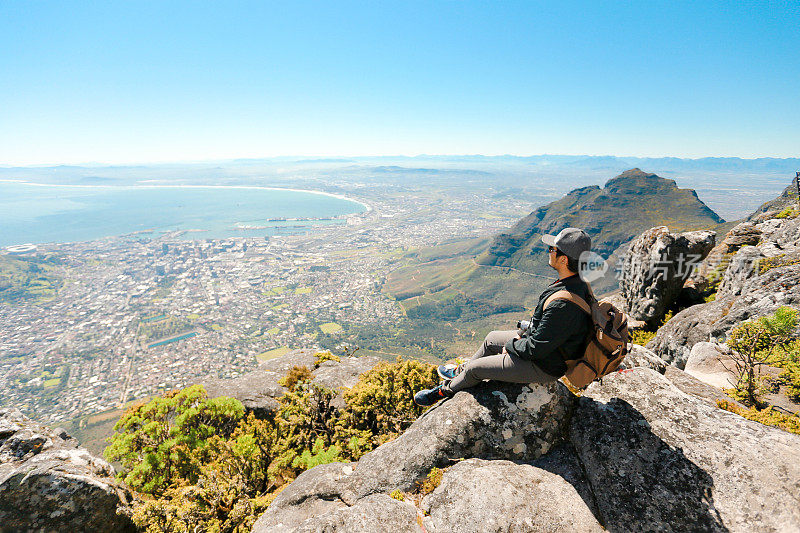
603, 168, 677, 194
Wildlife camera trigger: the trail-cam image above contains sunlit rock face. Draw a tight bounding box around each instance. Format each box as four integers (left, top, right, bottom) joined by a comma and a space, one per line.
0, 408, 135, 532
620, 225, 715, 325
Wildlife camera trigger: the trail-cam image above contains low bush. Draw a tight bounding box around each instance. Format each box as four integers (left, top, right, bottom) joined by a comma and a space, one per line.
717, 400, 800, 436
774, 207, 799, 219
724, 307, 799, 406
106, 355, 438, 532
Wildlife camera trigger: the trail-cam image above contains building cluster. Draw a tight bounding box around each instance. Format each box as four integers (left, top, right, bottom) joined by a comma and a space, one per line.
0, 186, 524, 424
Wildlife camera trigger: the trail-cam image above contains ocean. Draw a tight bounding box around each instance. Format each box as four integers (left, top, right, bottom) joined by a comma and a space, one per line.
0, 181, 367, 247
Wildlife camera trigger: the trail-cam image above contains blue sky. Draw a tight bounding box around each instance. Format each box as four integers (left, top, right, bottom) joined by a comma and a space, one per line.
1, 1, 798, 165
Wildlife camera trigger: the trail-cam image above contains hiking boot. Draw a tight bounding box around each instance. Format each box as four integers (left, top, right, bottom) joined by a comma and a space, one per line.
437, 363, 464, 380
414, 383, 453, 406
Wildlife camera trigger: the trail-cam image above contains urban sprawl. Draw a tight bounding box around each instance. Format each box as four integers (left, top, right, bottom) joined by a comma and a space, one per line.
0, 189, 527, 424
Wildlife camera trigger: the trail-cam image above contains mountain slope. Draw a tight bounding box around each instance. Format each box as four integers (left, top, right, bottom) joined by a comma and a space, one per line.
382, 169, 726, 358
479, 168, 725, 272
747, 175, 799, 220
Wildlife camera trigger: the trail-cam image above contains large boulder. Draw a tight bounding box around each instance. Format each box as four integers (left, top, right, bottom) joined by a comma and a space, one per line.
663, 366, 743, 409
618, 343, 667, 373
252, 380, 575, 532
688, 221, 762, 293
716, 245, 765, 298
254, 462, 354, 532
290, 494, 419, 533
420, 457, 604, 533
0, 408, 135, 532
646, 211, 800, 367
339, 380, 574, 504
570, 367, 800, 532
684, 341, 738, 389
201, 349, 380, 416
620, 226, 716, 325
647, 261, 800, 367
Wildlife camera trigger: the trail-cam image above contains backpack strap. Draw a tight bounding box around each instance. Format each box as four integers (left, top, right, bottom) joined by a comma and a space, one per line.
543, 290, 591, 315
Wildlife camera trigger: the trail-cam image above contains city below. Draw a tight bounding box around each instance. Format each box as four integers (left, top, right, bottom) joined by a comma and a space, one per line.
0, 186, 527, 424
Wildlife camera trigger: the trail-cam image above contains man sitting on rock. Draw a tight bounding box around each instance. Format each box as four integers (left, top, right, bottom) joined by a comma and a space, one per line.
414, 227, 594, 406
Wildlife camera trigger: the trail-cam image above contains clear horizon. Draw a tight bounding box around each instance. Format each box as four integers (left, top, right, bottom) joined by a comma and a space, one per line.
2, 1, 798, 165
3, 152, 800, 169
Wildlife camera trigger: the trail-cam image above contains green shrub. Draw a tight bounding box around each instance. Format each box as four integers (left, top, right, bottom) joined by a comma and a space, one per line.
291, 437, 344, 470
717, 400, 800, 436
314, 350, 341, 366
416, 467, 444, 496
104, 385, 244, 495
772, 340, 800, 401
278, 365, 313, 391
629, 329, 656, 346
334, 356, 438, 451
107, 356, 438, 532
725, 307, 799, 406
775, 207, 799, 219
758, 254, 800, 275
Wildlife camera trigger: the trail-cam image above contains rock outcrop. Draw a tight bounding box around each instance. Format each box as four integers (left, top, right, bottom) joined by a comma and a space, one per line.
647, 213, 800, 367
687, 221, 762, 294
253, 380, 576, 532
339, 380, 573, 504
684, 341, 738, 389
571, 367, 800, 532
420, 457, 603, 533
619, 343, 667, 374
255, 365, 799, 532
747, 177, 799, 220
0, 408, 135, 532
202, 349, 380, 416
620, 226, 716, 324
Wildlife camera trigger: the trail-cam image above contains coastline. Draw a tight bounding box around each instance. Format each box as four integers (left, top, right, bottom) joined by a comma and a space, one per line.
0, 179, 373, 213
0, 180, 372, 248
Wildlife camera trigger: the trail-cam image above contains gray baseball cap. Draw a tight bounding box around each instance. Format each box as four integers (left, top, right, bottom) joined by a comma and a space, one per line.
541, 228, 591, 260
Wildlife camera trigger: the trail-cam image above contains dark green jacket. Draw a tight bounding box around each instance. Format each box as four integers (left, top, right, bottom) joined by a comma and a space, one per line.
505, 274, 592, 377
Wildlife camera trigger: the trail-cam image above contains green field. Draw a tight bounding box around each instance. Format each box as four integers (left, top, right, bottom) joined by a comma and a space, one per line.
43, 378, 61, 388
295, 287, 313, 294
263, 286, 286, 296
0, 255, 62, 304
319, 322, 343, 334
265, 327, 280, 335
257, 347, 290, 361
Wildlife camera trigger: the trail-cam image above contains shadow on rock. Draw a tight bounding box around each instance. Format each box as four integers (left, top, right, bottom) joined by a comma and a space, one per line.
572, 396, 727, 532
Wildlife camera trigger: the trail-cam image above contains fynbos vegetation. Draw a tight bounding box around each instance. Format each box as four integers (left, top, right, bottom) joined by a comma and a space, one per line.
104, 356, 437, 532
723, 307, 799, 407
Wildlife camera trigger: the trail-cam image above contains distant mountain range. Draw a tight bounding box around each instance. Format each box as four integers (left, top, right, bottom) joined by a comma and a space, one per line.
3, 154, 798, 174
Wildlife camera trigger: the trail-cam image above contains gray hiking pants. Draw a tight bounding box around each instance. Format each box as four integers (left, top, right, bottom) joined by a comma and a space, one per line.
445, 330, 558, 393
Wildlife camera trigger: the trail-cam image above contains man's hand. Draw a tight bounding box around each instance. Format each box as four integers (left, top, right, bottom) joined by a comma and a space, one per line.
503, 334, 521, 355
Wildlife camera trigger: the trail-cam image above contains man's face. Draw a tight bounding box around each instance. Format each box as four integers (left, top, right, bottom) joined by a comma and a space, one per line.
547, 246, 558, 269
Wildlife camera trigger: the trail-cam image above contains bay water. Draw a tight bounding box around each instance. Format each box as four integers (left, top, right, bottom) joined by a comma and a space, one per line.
0, 181, 366, 247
